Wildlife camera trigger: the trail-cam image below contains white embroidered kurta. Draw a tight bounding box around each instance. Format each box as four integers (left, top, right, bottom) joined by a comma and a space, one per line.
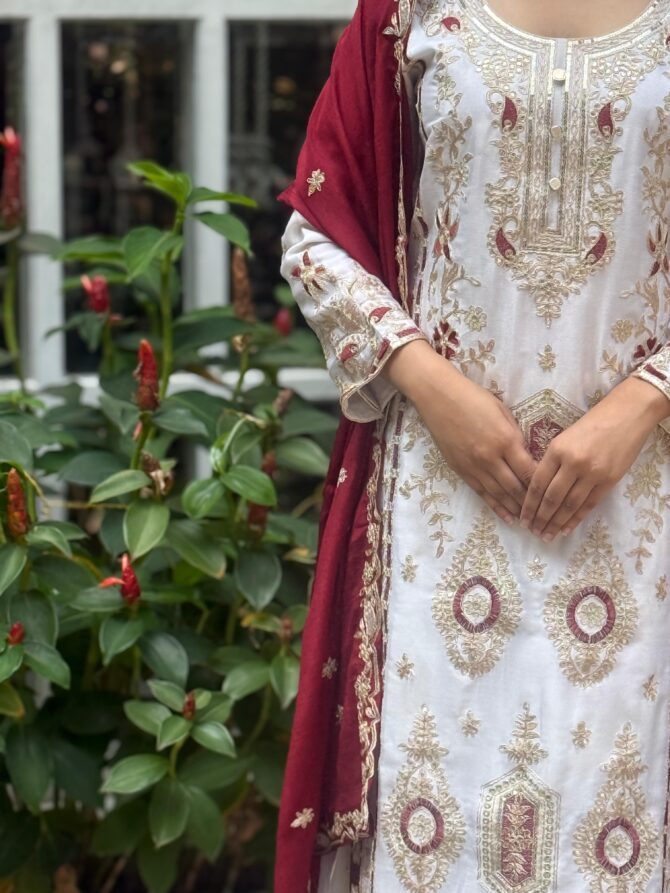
280, 0, 670, 889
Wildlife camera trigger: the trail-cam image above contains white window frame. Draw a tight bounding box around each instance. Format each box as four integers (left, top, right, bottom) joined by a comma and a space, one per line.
2, 0, 355, 404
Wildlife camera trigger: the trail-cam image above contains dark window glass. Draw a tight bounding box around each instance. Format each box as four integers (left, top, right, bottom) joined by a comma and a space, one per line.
229, 22, 344, 323
61, 22, 190, 372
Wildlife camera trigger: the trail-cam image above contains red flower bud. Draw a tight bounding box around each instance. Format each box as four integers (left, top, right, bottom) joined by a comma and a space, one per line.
81, 274, 111, 314
247, 501, 269, 536
273, 307, 293, 337
6, 621, 24, 646
0, 127, 22, 230
6, 468, 29, 539
134, 339, 160, 411
261, 450, 277, 477
100, 553, 141, 605
182, 691, 197, 720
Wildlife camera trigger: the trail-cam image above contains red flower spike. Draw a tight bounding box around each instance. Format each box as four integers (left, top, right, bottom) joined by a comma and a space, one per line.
0, 127, 22, 230
134, 339, 160, 412
182, 691, 197, 720
442, 16, 461, 31
495, 228, 517, 259
247, 501, 269, 536
100, 553, 141, 604
261, 450, 277, 477
585, 232, 608, 265
81, 274, 111, 315
501, 97, 518, 131
597, 103, 614, 138
7, 622, 24, 646
6, 468, 29, 539
273, 307, 293, 337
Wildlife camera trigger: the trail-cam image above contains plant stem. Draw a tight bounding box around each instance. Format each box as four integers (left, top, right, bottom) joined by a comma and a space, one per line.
241, 683, 272, 755
158, 255, 173, 401
231, 345, 250, 403
168, 737, 185, 777
3, 240, 23, 387
224, 592, 242, 645
130, 419, 152, 470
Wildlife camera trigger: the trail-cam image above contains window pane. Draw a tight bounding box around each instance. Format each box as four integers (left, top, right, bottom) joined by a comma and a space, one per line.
229, 22, 344, 323
61, 22, 190, 373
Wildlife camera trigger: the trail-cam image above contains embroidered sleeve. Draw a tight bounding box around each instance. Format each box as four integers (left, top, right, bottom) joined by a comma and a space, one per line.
280, 210, 430, 423
629, 342, 670, 433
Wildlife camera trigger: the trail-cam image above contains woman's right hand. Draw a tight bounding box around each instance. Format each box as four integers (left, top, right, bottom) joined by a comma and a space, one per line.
382, 339, 538, 524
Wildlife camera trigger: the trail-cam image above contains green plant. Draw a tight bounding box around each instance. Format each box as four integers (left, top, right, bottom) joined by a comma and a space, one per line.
0, 144, 335, 892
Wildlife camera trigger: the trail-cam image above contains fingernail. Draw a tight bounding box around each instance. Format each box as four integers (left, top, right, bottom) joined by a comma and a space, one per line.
562, 528, 573, 536
520, 519, 530, 529
542, 533, 553, 543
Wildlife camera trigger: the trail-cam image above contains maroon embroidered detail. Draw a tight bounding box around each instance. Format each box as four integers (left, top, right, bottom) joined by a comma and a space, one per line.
633, 336, 661, 361
585, 232, 608, 265
431, 319, 460, 359
647, 221, 669, 276
397, 325, 422, 338
501, 96, 518, 131
597, 103, 614, 137
666, 32, 670, 45
527, 417, 564, 462
566, 585, 616, 644
453, 575, 502, 633
442, 15, 461, 31
338, 343, 358, 363
376, 338, 390, 360
643, 364, 668, 381
369, 305, 392, 322
433, 207, 459, 260
399, 797, 445, 854
495, 227, 516, 259
501, 794, 537, 885
595, 817, 641, 875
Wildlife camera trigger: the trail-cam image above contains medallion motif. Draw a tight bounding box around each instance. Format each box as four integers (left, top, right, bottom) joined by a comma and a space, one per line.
380, 704, 466, 892
478, 703, 560, 893
573, 722, 660, 890
432, 509, 522, 676
544, 518, 638, 687
510, 389, 583, 461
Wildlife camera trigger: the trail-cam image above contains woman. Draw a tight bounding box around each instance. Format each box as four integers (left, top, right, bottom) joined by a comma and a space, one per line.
276, 0, 670, 889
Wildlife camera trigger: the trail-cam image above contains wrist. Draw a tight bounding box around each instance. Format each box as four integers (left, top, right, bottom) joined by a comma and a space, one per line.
610, 375, 670, 428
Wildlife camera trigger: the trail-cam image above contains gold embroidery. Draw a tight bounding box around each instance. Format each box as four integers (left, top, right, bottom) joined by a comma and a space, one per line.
643, 674, 659, 701
336, 704, 344, 724
544, 518, 638, 687
306, 169, 326, 196
657, 575, 668, 601
291, 807, 315, 829
396, 653, 415, 679
401, 554, 418, 582
322, 657, 338, 679
337, 467, 348, 486
537, 345, 556, 373
432, 509, 522, 677
459, 709, 481, 736
571, 721, 592, 749
380, 704, 466, 892
573, 722, 660, 890
479, 703, 560, 893
510, 389, 583, 461
526, 555, 547, 581
624, 425, 670, 574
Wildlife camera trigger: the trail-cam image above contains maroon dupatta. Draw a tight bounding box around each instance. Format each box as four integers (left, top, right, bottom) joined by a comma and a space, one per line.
274, 1, 419, 889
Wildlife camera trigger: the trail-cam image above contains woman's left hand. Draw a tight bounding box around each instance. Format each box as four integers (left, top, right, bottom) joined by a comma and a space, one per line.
519, 376, 670, 541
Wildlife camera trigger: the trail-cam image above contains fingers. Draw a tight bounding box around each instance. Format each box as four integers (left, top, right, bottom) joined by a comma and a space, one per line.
525, 465, 579, 538
463, 473, 517, 525
554, 483, 609, 537
536, 479, 594, 539
519, 453, 561, 531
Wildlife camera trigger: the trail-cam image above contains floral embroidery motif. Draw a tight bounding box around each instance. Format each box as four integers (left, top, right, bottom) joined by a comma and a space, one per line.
643, 674, 659, 701
306, 168, 326, 196
401, 554, 418, 583
510, 389, 583, 461
322, 657, 338, 679
291, 807, 315, 829
380, 704, 466, 891
537, 345, 556, 373
337, 467, 348, 487
657, 575, 668, 601
459, 709, 481, 737
526, 555, 547, 582
290, 250, 337, 298
336, 704, 344, 724
396, 653, 415, 679
571, 721, 592, 749
479, 703, 560, 893
432, 509, 522, 677
624, 426, 670, 574
544, 519, 638, 687
572, 723, 660, 889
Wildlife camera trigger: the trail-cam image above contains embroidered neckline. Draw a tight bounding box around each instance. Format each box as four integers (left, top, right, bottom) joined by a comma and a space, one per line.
471, 0, 666, 47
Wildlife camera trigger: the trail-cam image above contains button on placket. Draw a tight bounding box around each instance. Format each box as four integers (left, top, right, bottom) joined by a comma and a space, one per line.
547, 42, 569, 229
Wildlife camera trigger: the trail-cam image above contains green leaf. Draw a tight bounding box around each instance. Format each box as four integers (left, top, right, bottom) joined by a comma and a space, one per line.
181, 478, 225, 520
209, 645, 262, 675
123, 227, 181, 281
166, 519, 226, 579
51, 734, 104, 808
234, 548, 282, 610
69, 585, 123, 613
173, 309, 253, 357
251, 741, 286, 805
157, 715, 192, 750
191, 721, 235, 757
60, 451, 126, 487
187, 186, 257, 207
153, 406, 208, 437
124, 500, 170, 559
195, 693, 233, 725
7, 591, 57, 646
281, 404, 339, 438
100, 615, 145, 665
0, 644, 23, 682
101, 754, 169, 795
57, 234, 124, 263
91, 798, 148, 856
0, 544, 27, 597
193, 211, 251, 252
149, 777, 191, 848
0, 420, 33, 470
5, 724, 54, 811
124, 699, 172, 736
220, 465, 277, 506
222, 660, 270, 701
17, 231, 62, 255
23, 641, 71, 689
136, 834, 180, 893
275, 436, 330, 477
140, 631, 189, 688
91, 470, 151, 504
0, 809, 40, 874
179, 752, 251, 791
269, 652, 300, 709
148, 679, 186, 712
185, 786, 224, 860
25, 524, 72, 558
0, 681, 25, 717
36, 520, 87, 541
